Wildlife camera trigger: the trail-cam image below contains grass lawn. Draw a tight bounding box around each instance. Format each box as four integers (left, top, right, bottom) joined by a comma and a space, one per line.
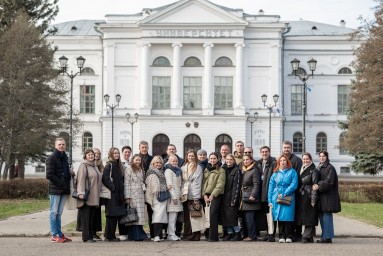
337, 202, 383, 228
0, 199, 50, 220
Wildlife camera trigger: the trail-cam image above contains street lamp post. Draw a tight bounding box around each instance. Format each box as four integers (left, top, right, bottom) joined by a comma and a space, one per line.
290, 58, 317, 153
59, 55, 86, 167
126, 113, 139, 153
245, 112, 259, 148
104, 94, 121, 147
261, 94, 279, 149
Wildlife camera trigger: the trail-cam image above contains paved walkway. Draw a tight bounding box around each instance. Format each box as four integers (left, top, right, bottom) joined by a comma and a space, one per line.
0, 208, 382, 238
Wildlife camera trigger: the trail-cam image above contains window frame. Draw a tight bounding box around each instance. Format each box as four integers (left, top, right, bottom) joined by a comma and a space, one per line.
183, 76, 202, 109
80, 84, 95, 114
152, 76, 171, 109
214, 76, 233, 109
316, 132, 327, 153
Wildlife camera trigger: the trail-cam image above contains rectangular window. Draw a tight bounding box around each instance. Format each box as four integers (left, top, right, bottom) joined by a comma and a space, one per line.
340, 166, 350, 174
80, 85, 95, 114
291, 84, 302, 115
214, 76, 233, 109
152, 76, 171, 109
183, 76, 202, 109
35, 165, 45, 173
338, 85, 350, 114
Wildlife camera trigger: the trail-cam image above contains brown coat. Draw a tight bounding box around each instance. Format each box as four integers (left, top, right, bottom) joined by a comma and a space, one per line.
76, 160, 102, 208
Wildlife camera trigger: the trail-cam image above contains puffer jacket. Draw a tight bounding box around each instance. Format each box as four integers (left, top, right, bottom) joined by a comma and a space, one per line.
46, 149, 71, 195
317, 160, 341, 213
202, 163, 226, 197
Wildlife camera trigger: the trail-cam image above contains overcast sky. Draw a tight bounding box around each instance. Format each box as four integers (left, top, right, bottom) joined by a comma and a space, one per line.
54, 0, 376, 29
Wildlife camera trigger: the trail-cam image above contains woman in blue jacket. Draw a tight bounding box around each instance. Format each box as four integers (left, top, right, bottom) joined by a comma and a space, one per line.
268, 154, 298, 243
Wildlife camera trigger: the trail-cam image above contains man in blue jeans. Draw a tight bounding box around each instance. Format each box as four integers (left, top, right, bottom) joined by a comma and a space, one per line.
46, 138, 74, 243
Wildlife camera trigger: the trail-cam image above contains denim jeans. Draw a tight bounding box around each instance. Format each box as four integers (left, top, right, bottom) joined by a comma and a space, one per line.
319, 212, 334, 239
226, 226, 241, 234
49, 194, 67, 237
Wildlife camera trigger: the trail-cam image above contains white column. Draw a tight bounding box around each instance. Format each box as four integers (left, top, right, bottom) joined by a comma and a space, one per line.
203, 42, 214, 115
104, 42, 116, 99
234, 42, 245, 114
140, 42, 151, 114
171, 42, 183, 115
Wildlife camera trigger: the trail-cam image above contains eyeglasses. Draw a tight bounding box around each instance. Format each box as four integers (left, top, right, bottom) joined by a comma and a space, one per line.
244, 151, 252, 154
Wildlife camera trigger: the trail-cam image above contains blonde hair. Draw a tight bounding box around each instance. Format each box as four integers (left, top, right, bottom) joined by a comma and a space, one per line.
150, 155, 164, 168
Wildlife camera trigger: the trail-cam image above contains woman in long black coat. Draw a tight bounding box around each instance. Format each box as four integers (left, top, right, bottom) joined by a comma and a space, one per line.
102, 147, 126, 242
313, 150, 341, 244
222, 154, 242, 241
296, 152, 319, 243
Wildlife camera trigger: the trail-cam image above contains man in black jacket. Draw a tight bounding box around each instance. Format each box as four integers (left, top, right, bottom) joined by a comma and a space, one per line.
256, 146, 277, 242
46, 138, 74, 243
282, 140, 303, 242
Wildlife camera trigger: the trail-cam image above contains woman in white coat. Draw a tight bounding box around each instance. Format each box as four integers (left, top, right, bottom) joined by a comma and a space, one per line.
124, 154, 147, 241
145, 155, 168, 242
164, 155, 183, 241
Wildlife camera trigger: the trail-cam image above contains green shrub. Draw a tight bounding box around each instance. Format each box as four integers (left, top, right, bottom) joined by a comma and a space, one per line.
0, 179, 48, 199
339, 181, 383, 203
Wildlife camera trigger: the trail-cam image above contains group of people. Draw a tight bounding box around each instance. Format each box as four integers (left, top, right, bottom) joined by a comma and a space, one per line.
46, 138, 341, 244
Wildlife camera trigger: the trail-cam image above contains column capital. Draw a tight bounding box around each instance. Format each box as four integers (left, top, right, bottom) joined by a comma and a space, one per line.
203, 42, 214, 48
140, 42, 152, 48
234, 42, 245, 48
105, 42, 116, 48
172, 42, 183, 48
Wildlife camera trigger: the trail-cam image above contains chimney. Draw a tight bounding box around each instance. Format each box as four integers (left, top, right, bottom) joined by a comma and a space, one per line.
340, 20, 346, 27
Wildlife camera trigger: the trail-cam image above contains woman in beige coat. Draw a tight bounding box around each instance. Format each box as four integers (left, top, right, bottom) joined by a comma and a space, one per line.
145, 156, 168, 242
164, 155, 183, 241
76, 148, 102, 243
124, 154, 148, 241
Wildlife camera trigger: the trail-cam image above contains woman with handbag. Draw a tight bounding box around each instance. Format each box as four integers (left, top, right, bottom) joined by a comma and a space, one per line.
124, 154, 148, 241
239, 154, 261, 242
145, 155, 168, 242
76, 148, 102, 243
313, 150, 341, 244
181, 149, 203, 241
164, 155, 183, 241
296, 152, 319, 243
222, 154, 242, 241
102, 147, 126, 242
202, 152, 226, 242
268, 154, 298, 243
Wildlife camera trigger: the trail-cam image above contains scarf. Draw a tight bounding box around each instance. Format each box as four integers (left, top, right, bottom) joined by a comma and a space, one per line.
242, 162, 255, 172
146, 168, 167, 192
199, 158, 208, 171
54, 149, 69, 177
94, 159, 104, 173
164, 163, 182, 177
207, 163, 218, 172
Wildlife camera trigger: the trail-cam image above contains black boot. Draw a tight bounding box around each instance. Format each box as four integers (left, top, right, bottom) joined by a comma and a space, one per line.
223, 234, 234, 241
230, 232, 242, 241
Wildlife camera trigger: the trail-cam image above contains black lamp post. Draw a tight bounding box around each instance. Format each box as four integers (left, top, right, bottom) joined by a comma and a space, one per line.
261, 94, 279, 149
104, 93, 121, 147
59, 55, 86, 167
245, 111, 259, 148
290, 58, 317, 153
126, 113, 139, 153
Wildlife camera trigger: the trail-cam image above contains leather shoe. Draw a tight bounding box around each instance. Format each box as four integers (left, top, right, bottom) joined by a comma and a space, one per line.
316, 238, 332, 243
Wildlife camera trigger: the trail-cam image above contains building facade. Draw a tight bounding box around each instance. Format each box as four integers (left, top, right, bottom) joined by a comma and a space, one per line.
32, 0, 359, 175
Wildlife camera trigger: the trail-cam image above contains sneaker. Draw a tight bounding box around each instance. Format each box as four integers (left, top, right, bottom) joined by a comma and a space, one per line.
153, 236, 162, 242
93, 235, 102, 241
61, 234, 72, 242
119, 235, 128, 241
167, 235, 181, 241
278, 238, 286, 243
268, 236, 275, 242
286, 238, 292, 243
51, 235, 65, 243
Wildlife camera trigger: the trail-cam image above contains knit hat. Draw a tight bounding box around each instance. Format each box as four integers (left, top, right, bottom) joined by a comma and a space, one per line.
197, 149, 207, 156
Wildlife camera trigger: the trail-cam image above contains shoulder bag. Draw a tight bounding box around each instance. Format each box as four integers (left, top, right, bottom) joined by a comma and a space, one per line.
276, 195, 292, 205
119, 204, 138, 225
157, 190, 171, 202
189, 200, 203, 218
72, 164, 90, 201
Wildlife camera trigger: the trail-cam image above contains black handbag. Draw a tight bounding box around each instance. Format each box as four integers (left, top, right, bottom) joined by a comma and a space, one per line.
72, 164, 90, 201
119, 205, 138, 225
277, 195, 292, 205
242, 187, 257, 204
157, 190, 171, 202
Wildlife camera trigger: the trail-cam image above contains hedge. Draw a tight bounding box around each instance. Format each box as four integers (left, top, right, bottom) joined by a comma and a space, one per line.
0, 179, 49, 199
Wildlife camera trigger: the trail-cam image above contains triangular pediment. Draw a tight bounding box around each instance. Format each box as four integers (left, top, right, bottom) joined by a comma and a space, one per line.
139, 0, 248, 26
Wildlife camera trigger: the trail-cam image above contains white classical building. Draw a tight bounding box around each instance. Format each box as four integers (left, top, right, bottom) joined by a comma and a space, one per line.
31, 0, 359, 175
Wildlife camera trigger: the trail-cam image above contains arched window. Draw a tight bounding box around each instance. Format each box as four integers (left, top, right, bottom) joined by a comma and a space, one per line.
316, 132, 327, 153
183, 134, 201, 157
81, 67, 95, 76
58, 132, 70, 148
82, 132, 93, 151
152, 134, 170, 157
339, 132, 347, 155
338, 67, 352, 74
215, 134, 232, 153
184, 57, 202, 67
153, 56, 171, 67
215, 57, 233, 67
293, 132, 303, 153
292, 67, 307, 76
